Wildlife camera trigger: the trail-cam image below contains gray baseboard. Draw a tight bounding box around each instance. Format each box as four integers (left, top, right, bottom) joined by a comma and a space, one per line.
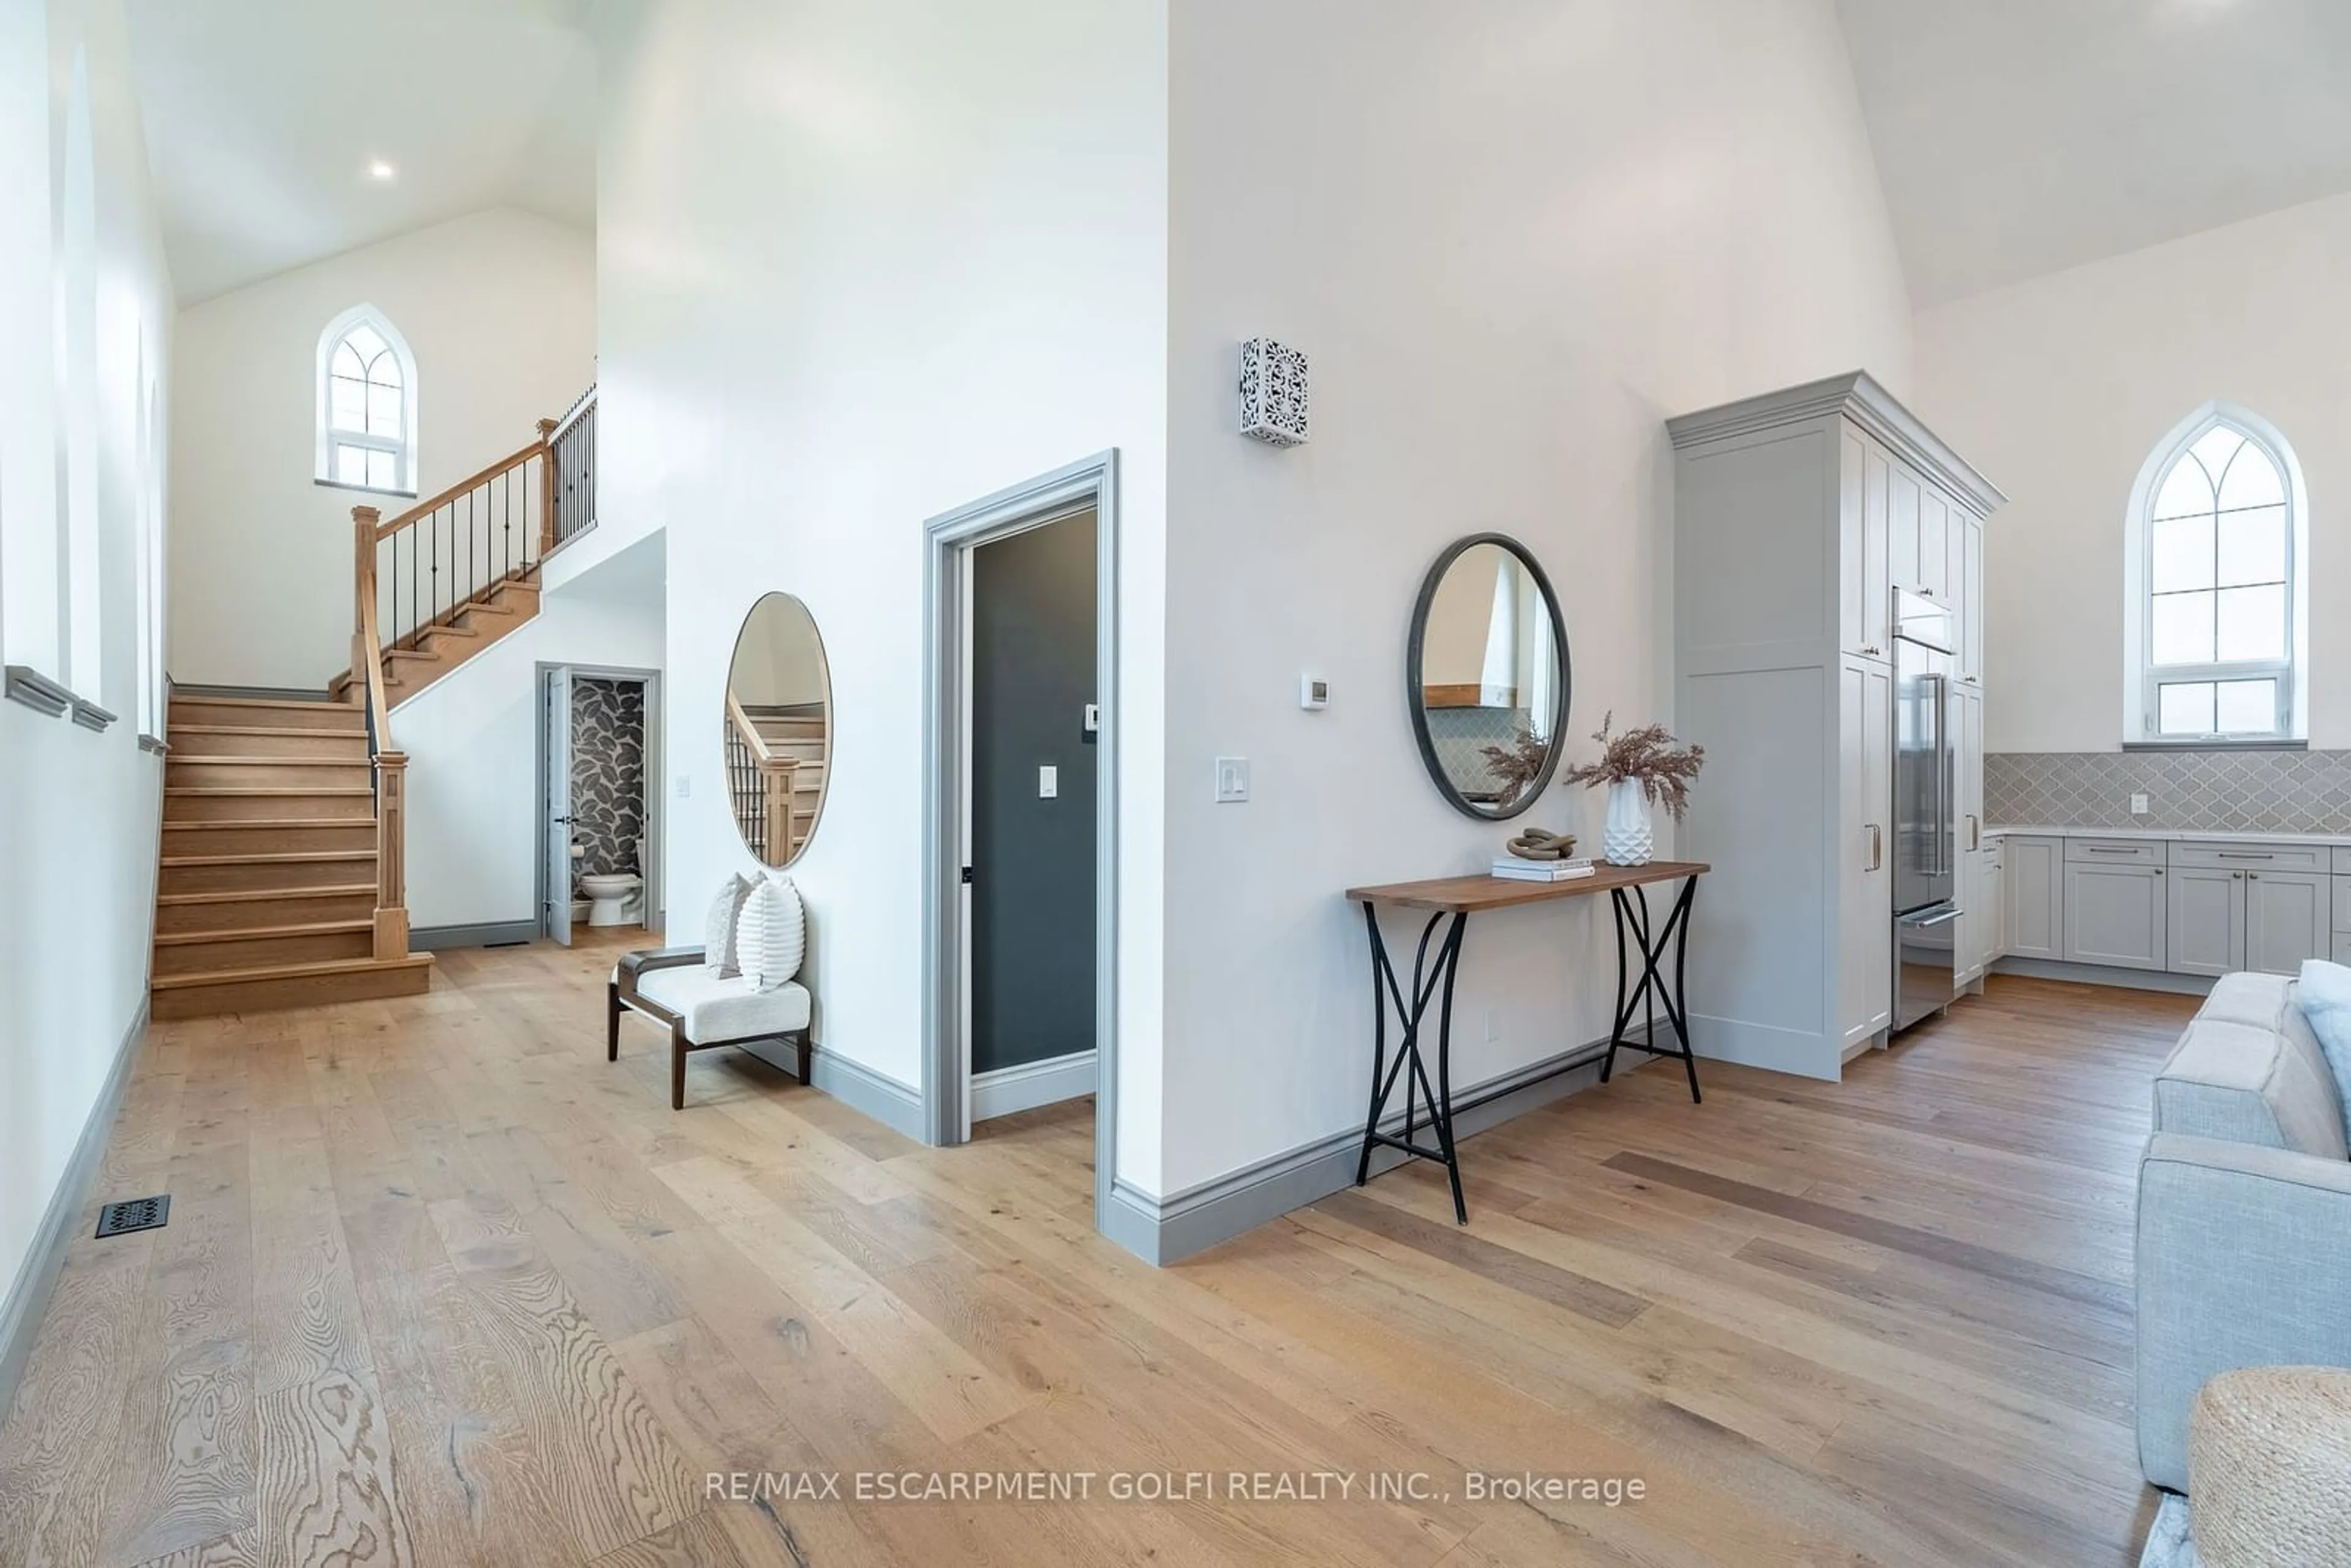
1114, 1032, 1644, 1266
0, 1002, 148, 1426
749, 1041, 925, 1142
411, 920, 539, 951
1992, 955, 2217, 997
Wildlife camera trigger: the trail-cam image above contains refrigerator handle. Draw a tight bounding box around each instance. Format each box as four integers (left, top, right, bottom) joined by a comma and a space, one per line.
1925, 673, 1950, 876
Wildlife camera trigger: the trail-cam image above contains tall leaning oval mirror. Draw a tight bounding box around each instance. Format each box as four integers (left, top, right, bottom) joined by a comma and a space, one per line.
723, 593, 833, 867
1406, 534, 1571, 820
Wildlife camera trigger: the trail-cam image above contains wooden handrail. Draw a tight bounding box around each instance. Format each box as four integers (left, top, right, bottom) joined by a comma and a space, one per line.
376, 438, 547, 538
351, 504, 409, 961
725, 691, 771, 762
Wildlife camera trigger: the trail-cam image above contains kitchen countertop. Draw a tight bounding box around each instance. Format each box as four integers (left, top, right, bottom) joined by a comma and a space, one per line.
1987, 824, 2351, 848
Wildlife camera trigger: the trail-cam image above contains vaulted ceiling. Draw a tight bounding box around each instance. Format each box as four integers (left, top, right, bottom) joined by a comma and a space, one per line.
1837, 0, 2351, 306
126, 1, 2351, 312
126, 0, 596, 304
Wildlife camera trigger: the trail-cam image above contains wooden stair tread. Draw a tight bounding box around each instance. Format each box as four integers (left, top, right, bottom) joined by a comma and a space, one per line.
157, 883, 377, 905
167, 724, 370, 739
161, 850, 375, 866
167, 694, 359, 713
165, 786, 373, 795
168, 756, 370, 768
163, 817, 378, 830
155, 918, 373, 947
151, 953, 433, 990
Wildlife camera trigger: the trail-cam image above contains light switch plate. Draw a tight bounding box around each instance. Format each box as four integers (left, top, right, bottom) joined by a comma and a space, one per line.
2131, 792, 2150, 816
1215, 757, 1250, 803
1039, 765, 1059, 799
675, 774, 692, 799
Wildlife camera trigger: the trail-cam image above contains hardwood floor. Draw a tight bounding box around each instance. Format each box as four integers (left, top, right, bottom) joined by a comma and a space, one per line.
0, 936, 2192, 1566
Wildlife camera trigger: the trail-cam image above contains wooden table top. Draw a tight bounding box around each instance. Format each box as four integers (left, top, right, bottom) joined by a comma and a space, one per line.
1345, 860, 1709, 913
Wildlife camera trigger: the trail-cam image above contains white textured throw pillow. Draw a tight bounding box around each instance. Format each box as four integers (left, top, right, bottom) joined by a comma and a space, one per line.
736, 874, 804, 991
703, 874, 753, 976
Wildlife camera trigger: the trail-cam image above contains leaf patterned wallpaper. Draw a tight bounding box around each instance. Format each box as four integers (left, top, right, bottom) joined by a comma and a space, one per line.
571, 677, 646, 883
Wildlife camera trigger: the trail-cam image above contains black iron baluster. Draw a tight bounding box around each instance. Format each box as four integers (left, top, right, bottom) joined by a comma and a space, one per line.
503, 467, 512, 579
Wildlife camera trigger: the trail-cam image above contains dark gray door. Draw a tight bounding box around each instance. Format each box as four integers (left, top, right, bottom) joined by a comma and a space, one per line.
970, 512, 1096, 1076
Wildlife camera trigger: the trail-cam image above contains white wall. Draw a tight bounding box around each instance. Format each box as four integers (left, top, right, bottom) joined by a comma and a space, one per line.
396, 536, 664, 932
594, 0, 1169, 1170
168, 207, 594, 689
0, 0, 173, 1365
1914, 191, 2351, 754
1155, 0, 1914, 1197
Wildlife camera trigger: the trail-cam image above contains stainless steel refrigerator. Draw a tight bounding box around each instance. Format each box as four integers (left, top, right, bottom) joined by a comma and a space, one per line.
1892, 590, 1959, 1030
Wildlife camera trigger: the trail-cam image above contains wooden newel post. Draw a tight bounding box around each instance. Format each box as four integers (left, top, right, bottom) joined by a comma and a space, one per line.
759, 757, 798, 867
373, 750, 410, 959
352, 505, 379, 688
536, 418, 559, 555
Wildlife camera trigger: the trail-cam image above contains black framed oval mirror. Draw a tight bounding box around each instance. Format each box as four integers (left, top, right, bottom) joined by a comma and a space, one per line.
1406, 534, 1572, 821
722, 592, 833, 867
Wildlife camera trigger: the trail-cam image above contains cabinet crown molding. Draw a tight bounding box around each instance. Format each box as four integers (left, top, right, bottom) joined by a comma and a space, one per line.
1667, 370, 2008, 516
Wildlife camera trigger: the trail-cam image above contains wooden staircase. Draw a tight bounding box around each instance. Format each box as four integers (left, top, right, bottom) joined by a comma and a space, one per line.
152, 694, 432, 1019
150, 392, 598, 1020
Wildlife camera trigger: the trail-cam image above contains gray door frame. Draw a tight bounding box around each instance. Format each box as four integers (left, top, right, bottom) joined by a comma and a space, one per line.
534, 661, 666, 940
922, 451, 1119, 1231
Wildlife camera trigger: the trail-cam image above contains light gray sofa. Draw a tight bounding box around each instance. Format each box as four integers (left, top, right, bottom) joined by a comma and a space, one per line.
2138, 972, 2351, 1492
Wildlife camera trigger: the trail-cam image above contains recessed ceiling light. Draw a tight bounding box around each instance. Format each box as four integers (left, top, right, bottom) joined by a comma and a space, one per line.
367, 159, 396, 182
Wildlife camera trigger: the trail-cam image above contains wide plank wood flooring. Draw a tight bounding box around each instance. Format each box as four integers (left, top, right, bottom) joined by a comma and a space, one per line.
0, 932, 2190, 1566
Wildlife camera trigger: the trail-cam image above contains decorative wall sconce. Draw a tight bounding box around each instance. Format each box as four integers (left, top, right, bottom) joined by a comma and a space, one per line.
1239, 337, 1310, 446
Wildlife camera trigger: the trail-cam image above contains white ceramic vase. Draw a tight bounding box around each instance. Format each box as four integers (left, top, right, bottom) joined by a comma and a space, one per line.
1602, 779, 1654, 866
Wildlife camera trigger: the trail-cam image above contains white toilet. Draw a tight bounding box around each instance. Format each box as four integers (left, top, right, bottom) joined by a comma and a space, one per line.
579, 839, 646, 926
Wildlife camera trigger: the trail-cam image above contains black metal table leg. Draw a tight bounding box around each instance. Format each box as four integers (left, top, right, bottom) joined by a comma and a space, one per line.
1599, 874, 1703, 1104
1355, 902, 1471, 1223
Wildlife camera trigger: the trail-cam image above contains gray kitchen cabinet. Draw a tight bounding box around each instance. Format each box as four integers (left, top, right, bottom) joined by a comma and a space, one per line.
1837, 654, 1894, 1051
1839, 427, 1891, 662
2244, 870, 2330, 977
1952, 687, 1987, 984
1917, 483, 1951, 601
1984, 840, 2006, 963
1671, 373, 2000, 1080
1957, 511, 1983, 686
2166, 865, 2244, 978
2004, 835, 2064, 961
2064, 861, 2167, 970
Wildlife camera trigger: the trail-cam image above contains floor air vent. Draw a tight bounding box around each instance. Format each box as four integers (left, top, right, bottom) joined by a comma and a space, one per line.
96, 1195, 170, 1238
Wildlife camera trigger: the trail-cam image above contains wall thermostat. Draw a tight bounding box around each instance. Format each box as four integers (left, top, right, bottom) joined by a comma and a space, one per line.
1299, 675, 1330, 710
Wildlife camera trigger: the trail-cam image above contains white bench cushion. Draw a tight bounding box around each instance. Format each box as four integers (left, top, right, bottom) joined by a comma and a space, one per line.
629, 965, 810, 1043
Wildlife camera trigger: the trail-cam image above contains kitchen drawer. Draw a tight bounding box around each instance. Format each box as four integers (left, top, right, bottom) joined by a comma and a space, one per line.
2172, 840, 2331, 874
2064, 837, 2165, 866
2336, 876, 2351, 935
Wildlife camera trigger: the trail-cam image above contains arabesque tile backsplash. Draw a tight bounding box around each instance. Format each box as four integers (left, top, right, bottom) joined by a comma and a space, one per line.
1985, 751, 2351, 835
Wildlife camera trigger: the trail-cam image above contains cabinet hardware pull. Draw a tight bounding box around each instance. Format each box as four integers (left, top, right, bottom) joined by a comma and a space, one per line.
2087, 847, 2137, 854
2232, 871, 2243, 880
1867, 823, 1882, 872
1968, 814, 1979, 850
2217, 852, 2274, 860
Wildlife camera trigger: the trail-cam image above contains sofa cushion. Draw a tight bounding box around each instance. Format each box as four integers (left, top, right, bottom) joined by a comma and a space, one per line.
634, 966, 811, 1042
2153, 972, 2349, 1161
2300, 959, 2351, 1146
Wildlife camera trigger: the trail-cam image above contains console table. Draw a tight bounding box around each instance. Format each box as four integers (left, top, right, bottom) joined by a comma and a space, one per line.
1343, 861, 1709, 1223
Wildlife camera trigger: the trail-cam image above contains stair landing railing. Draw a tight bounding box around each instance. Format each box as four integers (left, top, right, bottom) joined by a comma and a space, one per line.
344, 387, 597, 958
724, 692, 798, 868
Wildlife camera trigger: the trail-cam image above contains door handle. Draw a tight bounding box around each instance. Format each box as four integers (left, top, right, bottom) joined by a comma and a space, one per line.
1867, 823, 1882, 872
1968, 814, 1979, 851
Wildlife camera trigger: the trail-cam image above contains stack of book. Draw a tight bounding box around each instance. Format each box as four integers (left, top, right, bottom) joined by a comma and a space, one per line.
1490, 856, 1595, 882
